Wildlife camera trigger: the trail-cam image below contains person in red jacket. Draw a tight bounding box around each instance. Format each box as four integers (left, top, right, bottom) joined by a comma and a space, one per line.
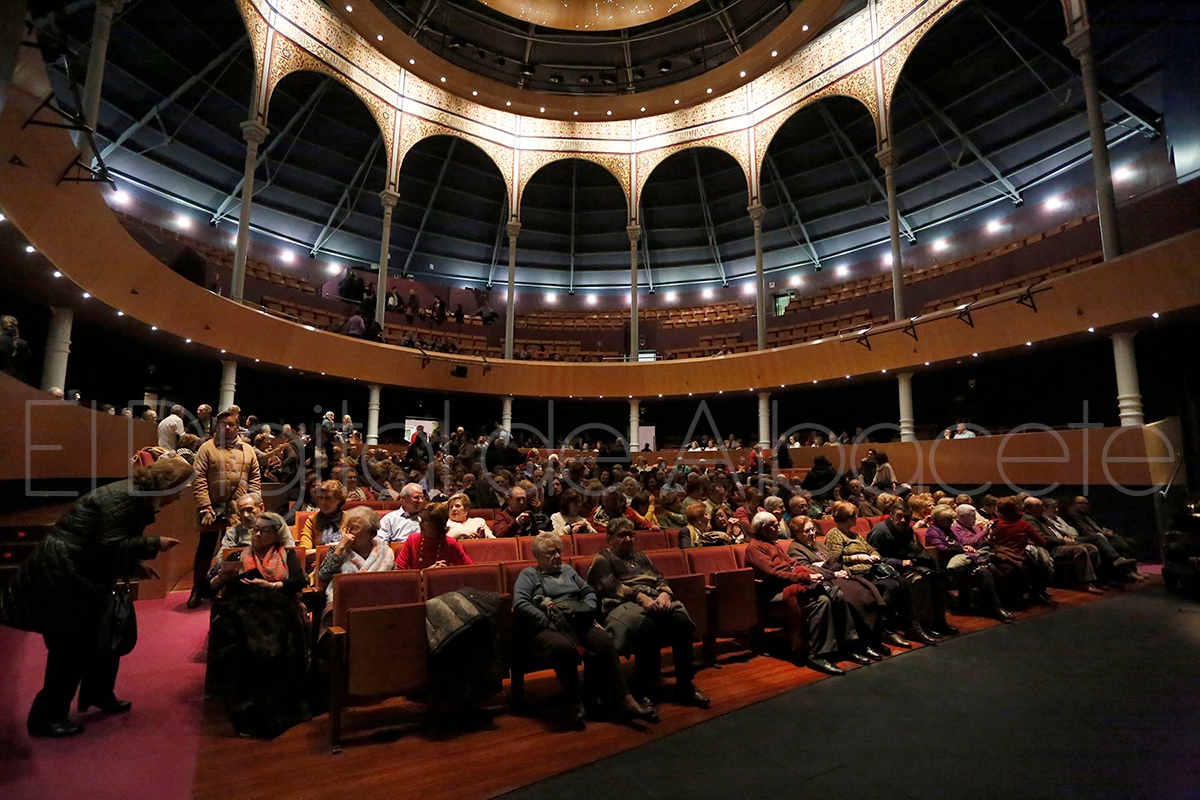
394, 503, 472, 570
743, 511, 857, 676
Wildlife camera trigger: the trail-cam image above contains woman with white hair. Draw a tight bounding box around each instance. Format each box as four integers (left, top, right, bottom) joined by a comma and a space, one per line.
924, 506, 1013, 622
316, 507, 395, 637
512, 531, 657, 728
951, 504, 990, 550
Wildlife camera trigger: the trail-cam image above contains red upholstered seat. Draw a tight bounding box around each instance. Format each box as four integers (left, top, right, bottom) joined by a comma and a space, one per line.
572, 533, 608, 556
685, 546, 739, 581
330, 571, 423, 629
459, 538, 521, 563
635, 530, 670, 552
567, 555, 593, 581
732, 542, 748, 568
502, 561, 536, 596
423, 564, 504, 599
468, 509, 495, 521
646, 549, 689, 578
294, 510, 314, 541
815, 519, 838, 535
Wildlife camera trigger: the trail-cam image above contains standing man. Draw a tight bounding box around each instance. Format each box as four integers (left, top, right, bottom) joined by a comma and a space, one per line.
189, 408, 261, 608
193, 404, 214, 440
157, 405, 187, 451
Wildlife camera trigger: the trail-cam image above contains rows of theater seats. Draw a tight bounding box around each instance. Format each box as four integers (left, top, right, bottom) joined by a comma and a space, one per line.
782, 212, 1099, 316
289, 499, 890, 749
920, 251, 1103, 313
116, 212, 319, 295
517, 300, 754, 332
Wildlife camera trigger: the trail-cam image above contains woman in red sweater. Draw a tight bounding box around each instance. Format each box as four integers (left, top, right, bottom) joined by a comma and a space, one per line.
987, 496, 1051, 605
395, 502, 473, 570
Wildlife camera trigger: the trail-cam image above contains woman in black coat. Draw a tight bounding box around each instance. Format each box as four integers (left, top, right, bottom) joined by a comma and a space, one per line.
0, 457, 192, 737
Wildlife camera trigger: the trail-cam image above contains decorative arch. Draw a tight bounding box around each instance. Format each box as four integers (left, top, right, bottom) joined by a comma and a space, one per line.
395, 117, 514, 208
516, 151, 631, 220
880, 0, 965, 121
264, 36, 397, 175
634, 133, 752, 211
753, 65, 879, 191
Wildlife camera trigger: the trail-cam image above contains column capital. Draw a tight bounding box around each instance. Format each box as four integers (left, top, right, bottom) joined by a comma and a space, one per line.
875, 147, 900, 171
95, 0, 129, 14
626, 223, 641, 244
747, 202, 766, 225
1063, 27, 1092, 61
379, 189, 400, 209
506, 220, 522, 241
240, 119, 270, 145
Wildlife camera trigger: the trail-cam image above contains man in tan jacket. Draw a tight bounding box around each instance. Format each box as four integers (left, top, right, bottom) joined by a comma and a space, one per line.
188, 408, 261, 608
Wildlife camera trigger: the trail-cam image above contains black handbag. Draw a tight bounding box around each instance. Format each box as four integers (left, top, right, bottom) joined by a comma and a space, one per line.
870, 563, 901, 581
97, 580, 138, 657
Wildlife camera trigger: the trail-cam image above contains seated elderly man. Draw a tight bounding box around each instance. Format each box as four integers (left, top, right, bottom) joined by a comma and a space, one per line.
1022, 497, 1104, 593
376, 483, 426, 544
743, 511, 857, 676
1059, 496, 1142, 580
493, 485, 543, 538
587, 518, 710, 708
786, 492, 824, 521
215, 492, 295, 567
591, 486, 657, 535
867, 506, 959, 637
763, 495, 786, 523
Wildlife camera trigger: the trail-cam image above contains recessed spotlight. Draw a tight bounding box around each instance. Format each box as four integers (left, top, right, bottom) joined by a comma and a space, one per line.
658, 394, 663, 398
52, 270, 61, 277
81, 292, 90, 299
665, 291, 678, 302
472, 90, 478, 96
0, 213, 6, 222
585, 294, 597, 305
719, 391, 723, 394
117, 311, 124, 316
25, 245, 35, 253
255, 358, 259, 362
151, 326, 157, 331
281, 251, 295, 263
544, 293, 557, 304
845, 375, 850, 379
345, 4, 352, 11
802, 24, 809, 31
771, 50, 778, 57
506, 101, 512, 106
220, 349, 225, 353
1045, 196, 1064, 211
739, 71, 746, 77
539, 107, 545, 113
1088, 327, 1095, 333
184, 338, 191, 343
440, 76, 446, 83
409, 58, 415, 65
933, 238, 948, 252
640, 106, 646, 112
573, 111, 578, 116
606, 110, 612, 115
674, 99, 680, 104
986, 220, 1003, 234
881, 369, 887, 373
288, 365, 292, 369
1026, 341, 1032, 346
1152, 312, 1160, 319
924, 361, 930, 366
701, 288, 714, 300
376, 34, 383, 41
972, 352, 979, 357
812, 380, 817, 384
706, 88, 712, 94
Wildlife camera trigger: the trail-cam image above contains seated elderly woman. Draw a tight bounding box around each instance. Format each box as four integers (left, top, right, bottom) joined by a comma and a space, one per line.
986, 496, 1050, 605
680, 501, 734, 548
823, 501, 931, 647
743, 511, 859, 675
924, 506, 1013, 622
298, 479, 347, 551
786, 516, 887, 660
951, 504, 990, 549
445, 493, 492, 539
513, 532, 657, 728
550, 488, 597, 537
316, 507, 395, 638
651, 490, 687, 530
394, 503, 473, 570
207, 512, 310, 738
588, 518, 710, 708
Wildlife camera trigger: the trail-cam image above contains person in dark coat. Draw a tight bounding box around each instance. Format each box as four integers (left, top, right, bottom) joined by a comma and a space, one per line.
0, 458, 192, 737
867, 506, 959, 638
0, 315, 31, 383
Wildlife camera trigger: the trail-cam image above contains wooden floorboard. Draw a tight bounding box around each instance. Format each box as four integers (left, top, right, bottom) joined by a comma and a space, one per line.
192, 579, 1158, 800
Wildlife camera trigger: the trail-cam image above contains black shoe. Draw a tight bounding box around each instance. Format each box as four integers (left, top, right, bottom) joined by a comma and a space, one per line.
882, 632, 912, 649
863, 646, 886, 660
674, 684, 711, 709
936, 624, 960, 636
842, 651, 872, 665
1033, 592, 1056, 605
909, 626, 939, 646
28, 719, 84, 738
564, 702, 587, 730
621, 698, 659, 724
995, 609, 1015, 623
805, 657, 846, 676
186, 589, 202, 610
78, 696, 132, 714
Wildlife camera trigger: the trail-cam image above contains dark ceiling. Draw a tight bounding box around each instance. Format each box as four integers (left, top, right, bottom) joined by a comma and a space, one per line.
36, 0, 1170, 293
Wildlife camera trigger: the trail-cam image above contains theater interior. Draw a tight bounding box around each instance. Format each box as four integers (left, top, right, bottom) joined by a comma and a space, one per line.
2, 0, 1200, 797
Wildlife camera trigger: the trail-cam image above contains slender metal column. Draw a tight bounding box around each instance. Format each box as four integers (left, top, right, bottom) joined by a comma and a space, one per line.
230, 120, 270, 302
748, 202, 766, 349
504, 222, 521, 359
375, 190, 399, 325
757, 392, 771, 449
629, 399, 640, 451
366, 384, 381, 445
876, 147, 906, 321
627, 223, 641, 359
501, 397, 513, 432
218, 361, 237, 412
79, 0, 126, 163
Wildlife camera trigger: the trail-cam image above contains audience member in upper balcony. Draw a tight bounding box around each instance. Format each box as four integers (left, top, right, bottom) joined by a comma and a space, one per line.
823, 501, 927, 647
208, 512, 309, 738
1, 456, 189, 737
189, 409, 261, 609
385, 287, 399, 311
299, 479, 347, 552
1060, 496, 1142, 579
744, 511, 857, 675
377, 483, 427, 544
785, 516, 888, 660
513, 532, 657, 729
924, 506, 1013, 621
446, 493, 492, 539
0, 315, 31, 383
870, 451, 897, 490
405, 289, 420, 320
987, 496, 1051, 604
316, 506, 394, 637
1023, 497, 1104, 593
341, 309, 366, 338
867, 505, 958, 637
952, 422, 977, 439
394, 502, 472, 570
588, 517, 710, 709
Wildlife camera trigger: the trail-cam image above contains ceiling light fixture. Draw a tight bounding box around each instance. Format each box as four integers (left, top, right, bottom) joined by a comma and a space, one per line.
117, 311, 124, 316
281, 251, 295, 263
739, 71, 746, 77
81, 292, 90, 299
544, 293, 557, 304
665, 291, 678, 302
376, 34, 383, 41
505, 100, 511, 106
53, 270, 62, 277
25, 245, 35, 253
1045, 196, 1064, 211
539, 107, 545, 113
151, 326, 157, 331
802, 24, 809, 30
175, 215, 191, 229
1113, 166, 1134, 181
706, 88, 712, 94
472, 90, 478, 96
585, 294, 597, 305
789, 276, 801, 287
835, 265, 849, 277
345, 4, 352, 10
440, 76, 446, 83
933, 239, 948, 252
673, 99, 680, 104
986, 220, 1003, 233
771, 50, 778, 57
639, 107, 646, 112
701, 288, 714, 300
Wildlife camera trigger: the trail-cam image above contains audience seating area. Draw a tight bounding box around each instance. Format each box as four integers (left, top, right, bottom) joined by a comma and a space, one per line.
920, 251, 1104, 313
517, 301, 754, 332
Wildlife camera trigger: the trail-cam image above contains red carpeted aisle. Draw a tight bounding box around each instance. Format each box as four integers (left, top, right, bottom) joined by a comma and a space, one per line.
0, 595, 210, 800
